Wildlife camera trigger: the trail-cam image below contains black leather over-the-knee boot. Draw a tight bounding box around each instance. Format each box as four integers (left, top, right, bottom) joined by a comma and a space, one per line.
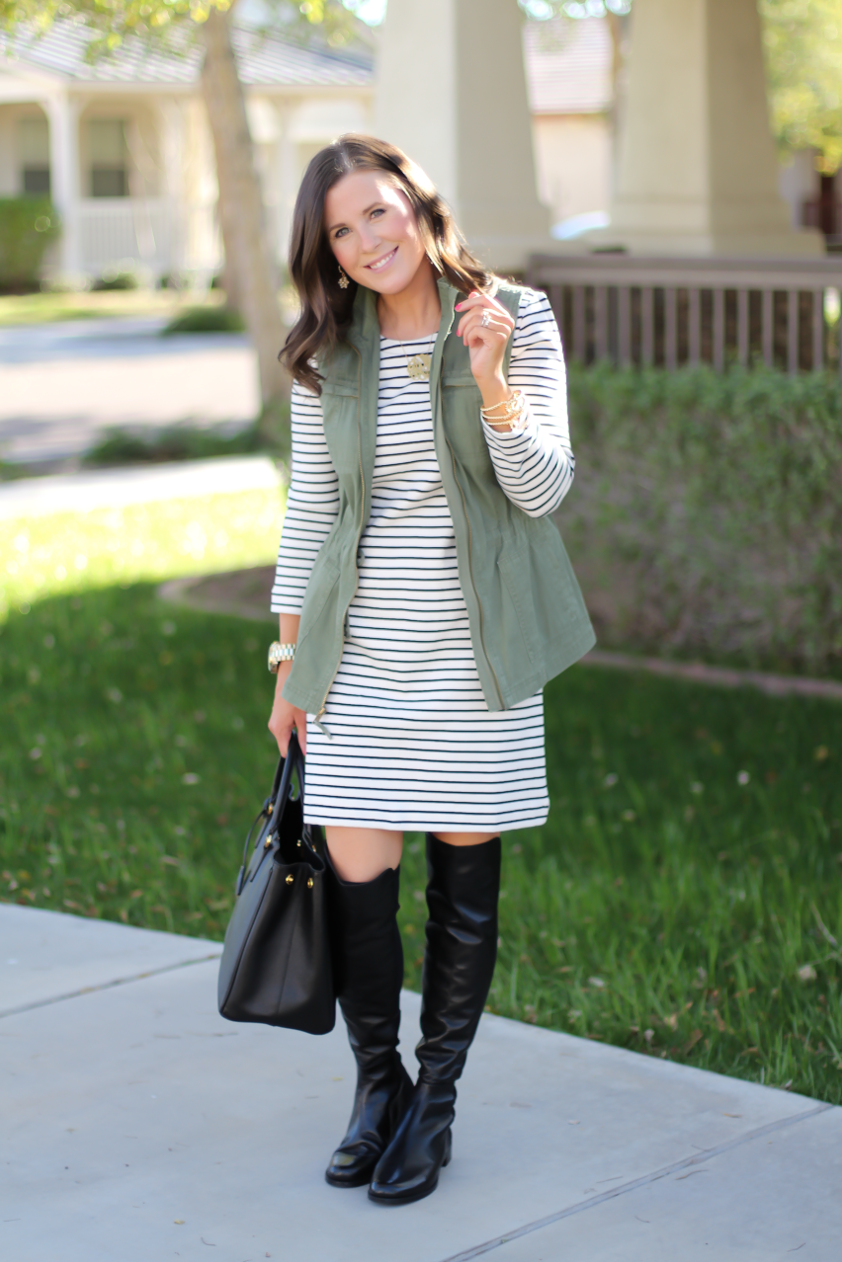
324, 855, 413, 1188
368, 833, 501, 1205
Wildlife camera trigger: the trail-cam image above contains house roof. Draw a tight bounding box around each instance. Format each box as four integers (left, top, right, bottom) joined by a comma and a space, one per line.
0, 19, 374, 90
0, 14, 611, 113
523, 16, 612, 116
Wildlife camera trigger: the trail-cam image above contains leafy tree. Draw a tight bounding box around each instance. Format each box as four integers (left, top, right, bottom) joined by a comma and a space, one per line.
760, 0, 842, 173
200, 4, 289, 437
519, 0, 629, 16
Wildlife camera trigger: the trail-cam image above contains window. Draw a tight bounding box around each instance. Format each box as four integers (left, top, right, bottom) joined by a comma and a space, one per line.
88, 120, 128, 198
18, 117, 50, 196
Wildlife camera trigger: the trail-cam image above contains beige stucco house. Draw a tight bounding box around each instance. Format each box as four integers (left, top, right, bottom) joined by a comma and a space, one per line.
523, 16, 612, 235
0, 14, 617, 283
0, 19, 374, 283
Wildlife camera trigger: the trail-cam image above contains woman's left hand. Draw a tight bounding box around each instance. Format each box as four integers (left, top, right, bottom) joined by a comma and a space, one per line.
454, 291, 515, 399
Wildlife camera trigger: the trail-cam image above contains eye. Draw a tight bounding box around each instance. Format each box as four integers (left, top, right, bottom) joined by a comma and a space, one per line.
333, 227, 349, 239
370, 207, 385, 219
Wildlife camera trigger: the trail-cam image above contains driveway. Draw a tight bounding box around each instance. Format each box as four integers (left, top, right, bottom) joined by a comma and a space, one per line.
0, 317, 260, 464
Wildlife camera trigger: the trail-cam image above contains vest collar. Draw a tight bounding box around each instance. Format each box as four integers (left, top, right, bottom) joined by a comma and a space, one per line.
347, 276, 460, 350
348, 282, 381, 351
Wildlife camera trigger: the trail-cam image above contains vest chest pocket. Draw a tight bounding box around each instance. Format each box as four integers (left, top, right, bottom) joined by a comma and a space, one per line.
441, 374, 491, 462
320, 381, 360, 476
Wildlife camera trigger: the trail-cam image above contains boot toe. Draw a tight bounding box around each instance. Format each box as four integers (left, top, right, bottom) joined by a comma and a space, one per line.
367, 1120, 452, 1205
368, 1161, 442, 1204
325, 1144, 379, 1188
368, 1176, 436, 1204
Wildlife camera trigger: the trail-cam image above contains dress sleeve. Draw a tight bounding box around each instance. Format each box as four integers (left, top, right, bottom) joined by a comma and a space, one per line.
270, 380, 340, 615
480, 287, 575, 518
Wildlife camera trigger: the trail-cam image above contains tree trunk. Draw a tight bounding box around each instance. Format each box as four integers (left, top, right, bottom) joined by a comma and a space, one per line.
200, 7, 289, 443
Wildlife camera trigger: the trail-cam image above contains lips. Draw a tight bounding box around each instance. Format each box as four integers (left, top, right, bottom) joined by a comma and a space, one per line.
366, 246, 398, 272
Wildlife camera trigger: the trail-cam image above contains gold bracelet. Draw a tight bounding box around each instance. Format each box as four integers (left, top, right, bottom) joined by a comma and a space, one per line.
480, 390, 527, 424
480, 389, 519, 417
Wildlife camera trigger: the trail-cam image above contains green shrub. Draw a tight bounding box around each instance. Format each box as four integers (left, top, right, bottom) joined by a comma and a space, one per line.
561, 363, 842, 675
0, 197, 60, 289
162, 305, 246, 335
82, 422, 264, 467
90, 268, 139, 291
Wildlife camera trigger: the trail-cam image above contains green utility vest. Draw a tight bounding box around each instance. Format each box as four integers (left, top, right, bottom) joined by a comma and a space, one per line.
282, 277, 595, 724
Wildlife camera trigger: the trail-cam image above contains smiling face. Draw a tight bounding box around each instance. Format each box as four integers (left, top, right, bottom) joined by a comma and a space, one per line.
324, 168, 429, 296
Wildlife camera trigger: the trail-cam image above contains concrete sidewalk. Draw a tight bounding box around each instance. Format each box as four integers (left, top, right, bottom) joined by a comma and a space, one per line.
2, 904, 840, 1262
0, 455, 283, 520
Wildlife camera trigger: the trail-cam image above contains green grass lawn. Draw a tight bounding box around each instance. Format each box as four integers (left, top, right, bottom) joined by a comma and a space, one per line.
0, 289, 224, 327
2, 493, 841, 1103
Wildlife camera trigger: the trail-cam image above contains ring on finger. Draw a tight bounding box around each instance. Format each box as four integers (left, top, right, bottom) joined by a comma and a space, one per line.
480, 308, 492, 328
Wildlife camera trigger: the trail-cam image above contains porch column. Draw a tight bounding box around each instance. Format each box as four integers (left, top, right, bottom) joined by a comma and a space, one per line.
374, 0, 551, 272
42, 92, 82, 276
157, 98, 186, 275
276, 98, 298, 270
597, 0, 823, 256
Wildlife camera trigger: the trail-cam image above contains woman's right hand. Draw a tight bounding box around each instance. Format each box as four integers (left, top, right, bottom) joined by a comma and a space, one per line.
268, 661, 308, 756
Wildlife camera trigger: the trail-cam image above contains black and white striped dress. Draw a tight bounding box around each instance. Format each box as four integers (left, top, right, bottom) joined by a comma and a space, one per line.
271, 288, 574, 832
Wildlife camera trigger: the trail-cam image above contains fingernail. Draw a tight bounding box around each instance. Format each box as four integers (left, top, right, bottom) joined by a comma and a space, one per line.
455, 302, 463, 310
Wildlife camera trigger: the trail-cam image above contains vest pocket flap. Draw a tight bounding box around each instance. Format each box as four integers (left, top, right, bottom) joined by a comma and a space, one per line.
441, 371, 478, 388
320, 378, 358, 398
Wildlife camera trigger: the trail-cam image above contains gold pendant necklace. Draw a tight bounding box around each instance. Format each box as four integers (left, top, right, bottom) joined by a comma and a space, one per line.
406, 352, 432, 381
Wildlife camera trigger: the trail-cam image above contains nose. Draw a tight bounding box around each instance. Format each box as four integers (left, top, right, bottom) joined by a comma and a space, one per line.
358, 222, 382, 255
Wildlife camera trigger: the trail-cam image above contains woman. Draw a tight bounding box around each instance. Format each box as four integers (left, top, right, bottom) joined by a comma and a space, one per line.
268, 135, 594, 1206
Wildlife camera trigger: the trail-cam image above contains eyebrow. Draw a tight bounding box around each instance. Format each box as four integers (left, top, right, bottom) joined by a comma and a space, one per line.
326, 201, 383, 233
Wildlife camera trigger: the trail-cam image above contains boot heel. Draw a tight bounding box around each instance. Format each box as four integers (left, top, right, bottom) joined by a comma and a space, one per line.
442, 1128, 453, 1168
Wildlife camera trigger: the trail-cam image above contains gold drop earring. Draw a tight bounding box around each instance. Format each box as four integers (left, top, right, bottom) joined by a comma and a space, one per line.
338, 265, 350, 290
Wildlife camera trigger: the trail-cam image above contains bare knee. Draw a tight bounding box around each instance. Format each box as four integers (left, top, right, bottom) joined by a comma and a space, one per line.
325, 826, 403, 882
431, 831, 499, 847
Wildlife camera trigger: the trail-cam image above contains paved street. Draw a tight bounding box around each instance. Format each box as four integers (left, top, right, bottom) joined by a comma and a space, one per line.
0, 318, 259, 464
3, 904, 840, 1262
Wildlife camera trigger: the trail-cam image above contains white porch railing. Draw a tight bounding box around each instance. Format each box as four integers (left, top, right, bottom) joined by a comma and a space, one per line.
76, 197, 283, 282
78, 198, 226, 279
78, 198, 177, 276
526, 254, 842, 375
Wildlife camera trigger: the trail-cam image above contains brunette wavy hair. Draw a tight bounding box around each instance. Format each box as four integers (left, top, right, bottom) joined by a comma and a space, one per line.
280, 134, 493, 395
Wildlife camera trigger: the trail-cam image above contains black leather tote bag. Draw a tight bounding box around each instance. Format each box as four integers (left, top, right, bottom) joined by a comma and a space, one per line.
217, 733, 335, 1034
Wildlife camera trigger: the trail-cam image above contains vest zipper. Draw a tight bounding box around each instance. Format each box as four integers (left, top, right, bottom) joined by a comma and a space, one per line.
443, 432, 504, 710
313, 345, 366, 739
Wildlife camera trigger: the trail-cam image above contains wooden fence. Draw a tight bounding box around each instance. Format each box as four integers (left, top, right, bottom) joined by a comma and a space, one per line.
525, 254, 842, 375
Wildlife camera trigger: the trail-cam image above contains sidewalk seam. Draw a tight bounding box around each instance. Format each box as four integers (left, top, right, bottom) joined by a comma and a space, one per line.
0, 952, 222, 1020
438, 1101, 834, 1262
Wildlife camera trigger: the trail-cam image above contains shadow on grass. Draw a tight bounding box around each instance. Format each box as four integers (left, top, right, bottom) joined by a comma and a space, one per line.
1, 580, 841, 1102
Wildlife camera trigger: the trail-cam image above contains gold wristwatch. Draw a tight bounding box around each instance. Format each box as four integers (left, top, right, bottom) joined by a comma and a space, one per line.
268, 641, 296, 673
